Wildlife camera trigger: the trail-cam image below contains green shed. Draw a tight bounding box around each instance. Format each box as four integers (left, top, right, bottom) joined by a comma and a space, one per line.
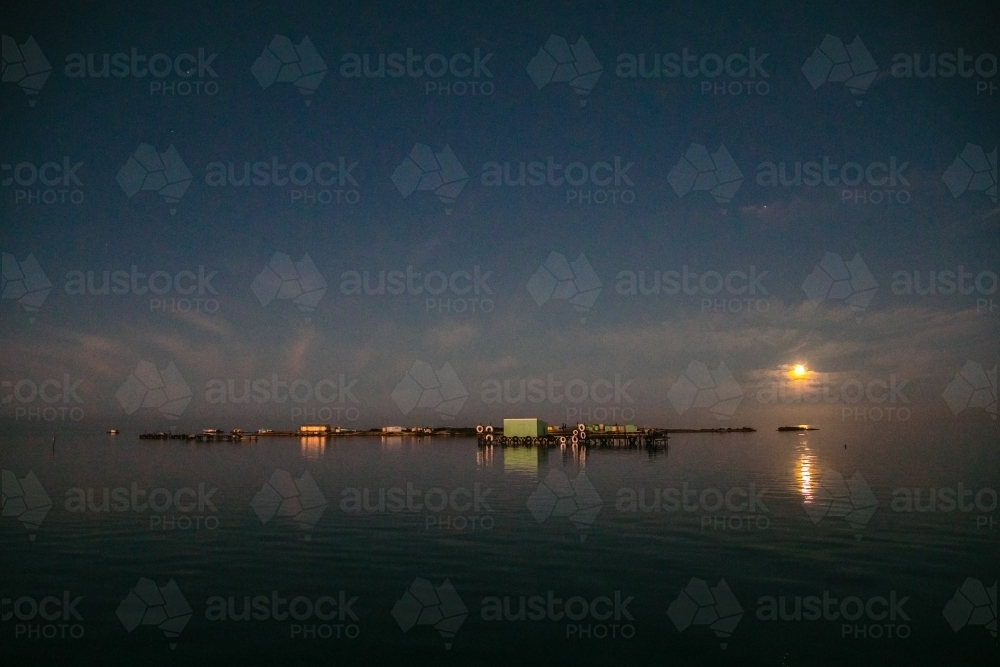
503, 418, 548, 437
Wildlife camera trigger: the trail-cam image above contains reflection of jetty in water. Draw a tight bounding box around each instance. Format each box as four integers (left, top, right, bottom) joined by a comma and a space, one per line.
479, 440, 595, 474
503, 446, 541, 475
479, 428, 667, 468
476, 422, 670, 450
481, 436, 659, 469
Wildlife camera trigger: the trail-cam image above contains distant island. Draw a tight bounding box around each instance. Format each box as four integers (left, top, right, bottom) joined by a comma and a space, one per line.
777, 426, 819, 431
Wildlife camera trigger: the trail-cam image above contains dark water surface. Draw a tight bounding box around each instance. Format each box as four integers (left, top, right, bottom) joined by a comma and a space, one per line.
2, 422, 996, 666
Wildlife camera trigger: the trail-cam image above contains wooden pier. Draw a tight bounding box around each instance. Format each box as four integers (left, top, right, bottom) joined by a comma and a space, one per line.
475, 424, 669, 450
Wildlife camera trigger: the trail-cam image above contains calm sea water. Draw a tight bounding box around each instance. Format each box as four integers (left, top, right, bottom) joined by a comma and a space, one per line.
1, 420, 996, 666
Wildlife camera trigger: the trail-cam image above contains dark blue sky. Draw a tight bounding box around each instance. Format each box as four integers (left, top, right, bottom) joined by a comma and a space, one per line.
2, 0, 997, 428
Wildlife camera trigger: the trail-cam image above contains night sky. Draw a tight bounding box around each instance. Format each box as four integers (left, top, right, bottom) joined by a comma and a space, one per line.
2, 0, 997, 429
